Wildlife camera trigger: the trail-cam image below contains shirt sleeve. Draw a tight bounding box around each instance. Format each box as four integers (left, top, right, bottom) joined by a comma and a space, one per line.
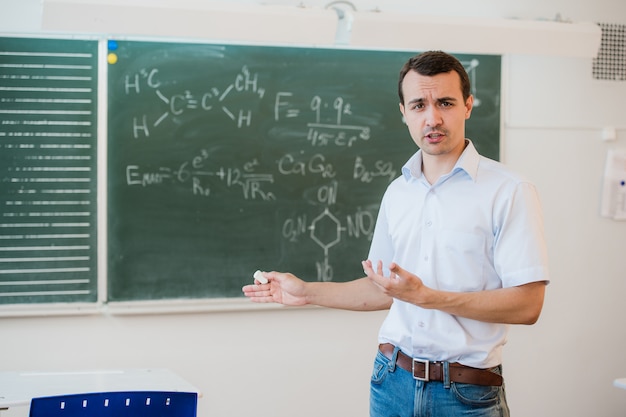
494, 181, 550, 287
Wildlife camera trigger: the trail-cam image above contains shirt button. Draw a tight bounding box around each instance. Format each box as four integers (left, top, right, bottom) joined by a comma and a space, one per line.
418, 321, 425, 328
426, 220, 432, 227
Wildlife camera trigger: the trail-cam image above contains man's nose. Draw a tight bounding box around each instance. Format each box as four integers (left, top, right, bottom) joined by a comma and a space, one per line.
424, 106, 442, 127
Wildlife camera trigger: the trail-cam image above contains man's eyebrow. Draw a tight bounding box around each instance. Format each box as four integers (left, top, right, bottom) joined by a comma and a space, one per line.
407, 97, 425, 105
436, 96, 458, 103
407, 96, 459, 105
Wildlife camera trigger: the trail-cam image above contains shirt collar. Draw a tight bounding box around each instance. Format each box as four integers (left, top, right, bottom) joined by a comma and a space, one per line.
401, 139, 480, 182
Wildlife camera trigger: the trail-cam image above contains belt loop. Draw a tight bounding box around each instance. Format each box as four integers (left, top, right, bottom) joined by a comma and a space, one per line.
443, 361, 451, 389
389, 345, 400, 372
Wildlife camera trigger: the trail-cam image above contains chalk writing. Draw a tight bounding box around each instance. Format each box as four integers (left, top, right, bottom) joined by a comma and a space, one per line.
125, 149, 276, 202
113, 56, 406, 278
277, 153, 336, 178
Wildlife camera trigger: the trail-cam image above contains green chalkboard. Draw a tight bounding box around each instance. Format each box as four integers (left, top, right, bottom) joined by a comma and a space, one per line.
107, 41, 501, 302
0, 37, 99, 304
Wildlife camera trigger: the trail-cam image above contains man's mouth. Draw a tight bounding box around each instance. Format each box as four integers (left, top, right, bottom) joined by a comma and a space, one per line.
425, 132, 445, 142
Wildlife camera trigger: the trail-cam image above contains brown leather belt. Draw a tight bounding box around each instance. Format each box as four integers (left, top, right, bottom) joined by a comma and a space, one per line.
379, 343, 503, 387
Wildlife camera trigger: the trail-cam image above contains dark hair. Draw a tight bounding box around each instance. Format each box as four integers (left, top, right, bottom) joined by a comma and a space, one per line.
398, 51, 471, 104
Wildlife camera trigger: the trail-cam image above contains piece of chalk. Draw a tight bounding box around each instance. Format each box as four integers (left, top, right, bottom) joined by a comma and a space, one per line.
253, 270, 268, 284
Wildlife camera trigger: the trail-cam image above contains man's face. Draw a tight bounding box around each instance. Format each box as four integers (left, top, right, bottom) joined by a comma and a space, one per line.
399, 70, 473, 158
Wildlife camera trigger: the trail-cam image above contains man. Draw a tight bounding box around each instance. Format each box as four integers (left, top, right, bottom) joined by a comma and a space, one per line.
242, 51, 549, 417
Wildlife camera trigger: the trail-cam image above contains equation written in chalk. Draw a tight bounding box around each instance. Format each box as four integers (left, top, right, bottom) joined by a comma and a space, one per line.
125, 65, 370, 147
124, 148, 396, 202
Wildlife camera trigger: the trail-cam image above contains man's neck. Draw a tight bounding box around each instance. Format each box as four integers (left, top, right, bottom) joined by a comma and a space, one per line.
421, 140, 467, 185
422, 158, 455, 185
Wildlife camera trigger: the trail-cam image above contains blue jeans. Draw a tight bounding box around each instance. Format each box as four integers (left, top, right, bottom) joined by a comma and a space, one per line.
370, 347, 510, 417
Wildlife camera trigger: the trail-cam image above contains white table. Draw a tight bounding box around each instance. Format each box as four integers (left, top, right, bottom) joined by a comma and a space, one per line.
0, 369, 199, 413
615, 378, 626, 389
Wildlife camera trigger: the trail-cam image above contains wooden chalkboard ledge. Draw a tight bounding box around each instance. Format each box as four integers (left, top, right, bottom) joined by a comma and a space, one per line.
0, 302, 101, 318
0, 299, 325, 317
103, 298, 301, 316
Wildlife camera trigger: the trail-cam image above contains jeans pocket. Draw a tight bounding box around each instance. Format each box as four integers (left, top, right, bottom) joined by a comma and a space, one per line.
451, 382, 501, 407
370, 351, 390, 385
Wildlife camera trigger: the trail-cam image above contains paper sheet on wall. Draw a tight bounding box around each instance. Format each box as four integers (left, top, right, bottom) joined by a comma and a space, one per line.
600, 149, 626, 221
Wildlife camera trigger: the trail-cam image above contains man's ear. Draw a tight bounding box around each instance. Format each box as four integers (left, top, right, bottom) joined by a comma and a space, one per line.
465, 95, 474, 119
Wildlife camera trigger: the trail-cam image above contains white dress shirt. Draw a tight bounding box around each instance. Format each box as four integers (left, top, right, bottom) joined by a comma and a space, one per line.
370, 140, 550, 368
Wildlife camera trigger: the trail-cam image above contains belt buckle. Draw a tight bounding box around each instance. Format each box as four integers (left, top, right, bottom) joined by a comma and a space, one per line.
412, 358, 429, 381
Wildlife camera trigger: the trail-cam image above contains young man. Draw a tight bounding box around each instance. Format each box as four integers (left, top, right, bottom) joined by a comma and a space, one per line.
242, 51, 549, 417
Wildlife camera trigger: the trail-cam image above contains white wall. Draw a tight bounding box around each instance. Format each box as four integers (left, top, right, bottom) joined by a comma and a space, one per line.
503, 54, 626, 416
1, 1, 626, 416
